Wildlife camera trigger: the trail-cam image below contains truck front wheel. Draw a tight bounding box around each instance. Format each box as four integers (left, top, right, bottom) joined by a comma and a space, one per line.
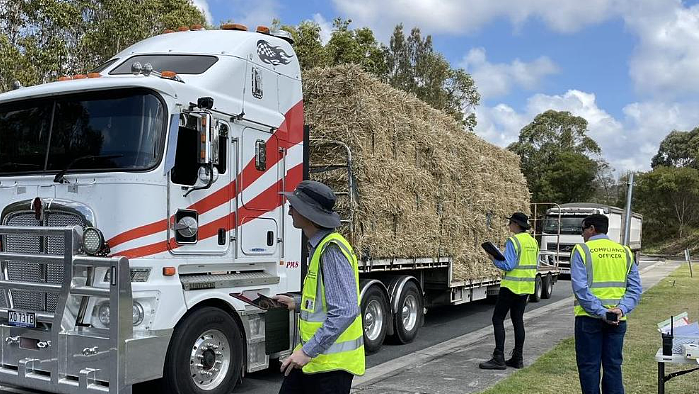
161, 307, 244, 394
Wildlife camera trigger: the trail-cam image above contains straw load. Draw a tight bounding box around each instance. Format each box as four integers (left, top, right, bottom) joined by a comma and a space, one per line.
303, 65, 530, 281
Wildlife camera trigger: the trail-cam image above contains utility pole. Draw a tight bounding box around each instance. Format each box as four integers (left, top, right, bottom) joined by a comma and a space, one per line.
622, 172, 634, 246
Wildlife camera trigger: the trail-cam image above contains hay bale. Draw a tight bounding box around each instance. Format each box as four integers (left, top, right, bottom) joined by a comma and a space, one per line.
304, 65, 530, 281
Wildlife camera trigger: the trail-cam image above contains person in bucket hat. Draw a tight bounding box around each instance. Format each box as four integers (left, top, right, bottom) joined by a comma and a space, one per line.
274, 181, 365, 394
479, 212, 539, 370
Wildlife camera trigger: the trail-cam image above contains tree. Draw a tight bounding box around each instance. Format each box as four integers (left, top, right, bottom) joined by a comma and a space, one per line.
385, 25, 480, 130
508, 110, 602, 203
635, 166, 699, 239
651, 127, 699, 169
0, 0, 205, 92
280, 20, 329, 70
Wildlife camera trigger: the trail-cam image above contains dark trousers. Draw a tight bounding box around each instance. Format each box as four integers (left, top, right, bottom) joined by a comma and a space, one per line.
575, 316, 627, 394
279, 368, 354, 394
492, 286, 529, 353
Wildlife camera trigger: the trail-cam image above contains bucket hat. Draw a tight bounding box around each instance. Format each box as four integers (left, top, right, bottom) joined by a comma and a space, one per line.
507, 212, 531, 230
283, 180, 341, 228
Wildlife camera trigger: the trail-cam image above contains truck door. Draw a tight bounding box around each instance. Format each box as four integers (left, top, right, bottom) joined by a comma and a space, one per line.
168, 116, 233, 255
239, 127, 281, 257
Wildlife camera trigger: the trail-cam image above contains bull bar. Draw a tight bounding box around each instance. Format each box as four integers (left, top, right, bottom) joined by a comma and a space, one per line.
0, 225, 140, 394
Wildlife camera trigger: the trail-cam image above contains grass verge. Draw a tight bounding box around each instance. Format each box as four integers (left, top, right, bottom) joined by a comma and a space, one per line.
480, 264, 699, 394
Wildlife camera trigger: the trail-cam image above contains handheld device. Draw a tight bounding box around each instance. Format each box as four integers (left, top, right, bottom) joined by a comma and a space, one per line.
606, 311, 619, 322
230, 292, 283, 310
481, 242, 505, 261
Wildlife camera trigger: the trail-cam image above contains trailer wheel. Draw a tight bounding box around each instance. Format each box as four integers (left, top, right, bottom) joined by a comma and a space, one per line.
361, 285, 389, 353
529, 275, 542, 303
541, 273, 553, 299
392, 281, 422, 344
161, 307, 243, 394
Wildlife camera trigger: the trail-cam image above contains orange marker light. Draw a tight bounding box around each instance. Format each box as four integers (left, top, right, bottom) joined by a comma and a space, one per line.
58, 76, 72, 81
161, 70, 177, 79
190, 24, 203, 30
221, 23, 248, 31
87, 73, 101, 78
178, 26, 189, 31
73, 74, 87, 79
163, 267, 176, 276
256, 26, 270, 34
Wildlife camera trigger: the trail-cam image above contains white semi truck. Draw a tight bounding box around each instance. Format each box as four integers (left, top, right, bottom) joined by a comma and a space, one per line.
540, 203, 642, 274
0, 25, 559, 394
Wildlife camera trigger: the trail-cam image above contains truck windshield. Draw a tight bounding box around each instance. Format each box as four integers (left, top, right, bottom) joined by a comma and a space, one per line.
0, 89, 165, 176
543, 216, 587, 235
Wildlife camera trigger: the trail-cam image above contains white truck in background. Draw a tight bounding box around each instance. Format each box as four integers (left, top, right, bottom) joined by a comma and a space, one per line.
540, 203, 642, 274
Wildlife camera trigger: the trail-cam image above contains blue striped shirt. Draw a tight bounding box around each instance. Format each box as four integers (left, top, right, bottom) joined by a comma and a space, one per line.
300, 229, 360, 358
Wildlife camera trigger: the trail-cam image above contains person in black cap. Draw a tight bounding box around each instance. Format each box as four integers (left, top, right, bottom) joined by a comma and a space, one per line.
479, 212, 539, 370
273, 180, 365, 394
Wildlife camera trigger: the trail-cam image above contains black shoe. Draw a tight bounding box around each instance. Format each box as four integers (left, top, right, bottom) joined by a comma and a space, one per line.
505, 349, 523, 369
479, 350, 506, 370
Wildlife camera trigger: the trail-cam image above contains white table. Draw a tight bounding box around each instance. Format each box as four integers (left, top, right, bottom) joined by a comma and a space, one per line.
654, 348, 699, 394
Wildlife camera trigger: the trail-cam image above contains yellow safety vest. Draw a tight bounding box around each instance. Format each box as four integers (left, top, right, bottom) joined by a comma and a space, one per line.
572, 238, 633, 321
500, 232, 539, 295
297, 232, 365, 375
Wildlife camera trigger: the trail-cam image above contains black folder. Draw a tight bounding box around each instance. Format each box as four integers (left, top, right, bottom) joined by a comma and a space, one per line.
481, 241, 505, 261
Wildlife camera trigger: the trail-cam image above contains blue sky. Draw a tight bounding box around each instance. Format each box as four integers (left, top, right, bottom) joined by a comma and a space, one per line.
195, 0, 699, 174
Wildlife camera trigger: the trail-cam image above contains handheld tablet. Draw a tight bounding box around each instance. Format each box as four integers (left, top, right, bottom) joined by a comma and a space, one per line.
481, 241, 506, 261
230, 292, 283, 310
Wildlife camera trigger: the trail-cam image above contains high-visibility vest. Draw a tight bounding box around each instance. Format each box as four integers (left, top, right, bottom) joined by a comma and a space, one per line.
297, 232, 365, 375
500, 232, 539, 295
572, 238, 633, 321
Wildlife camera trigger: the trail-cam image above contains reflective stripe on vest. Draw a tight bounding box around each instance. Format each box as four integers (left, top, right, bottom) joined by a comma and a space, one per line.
500, 232, 539, 295
297, 232, 365, 375
572, 239, 633, 320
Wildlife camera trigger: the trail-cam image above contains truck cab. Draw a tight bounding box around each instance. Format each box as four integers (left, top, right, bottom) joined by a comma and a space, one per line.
0, 26, 303, 394
540, 203, 642, 274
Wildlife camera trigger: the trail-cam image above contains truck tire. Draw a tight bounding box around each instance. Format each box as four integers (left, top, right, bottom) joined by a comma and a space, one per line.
529, 275, 542, 303
541, 273, 553, 299
392, 280, 422, 344
161, 307, 244, 394
361, 285, 389, 353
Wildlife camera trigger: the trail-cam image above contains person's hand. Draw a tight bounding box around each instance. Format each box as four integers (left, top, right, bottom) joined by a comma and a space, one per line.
272, 294, 295, 310
280, 348, 311, 376
604, 307, 623, 325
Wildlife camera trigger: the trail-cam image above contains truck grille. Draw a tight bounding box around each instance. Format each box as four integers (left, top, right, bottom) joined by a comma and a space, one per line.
547, 243, 576, 253
2, 212, 84, 312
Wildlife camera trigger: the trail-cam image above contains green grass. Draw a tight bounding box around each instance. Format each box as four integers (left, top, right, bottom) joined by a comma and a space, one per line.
480, 264, 699, 394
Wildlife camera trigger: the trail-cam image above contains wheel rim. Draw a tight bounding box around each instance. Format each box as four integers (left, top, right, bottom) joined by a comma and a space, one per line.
364, 299, 384, 341
547, 277, 553, 293
190, 329, 231, 391
537, 279, 542, 297
401, 295, 418, 332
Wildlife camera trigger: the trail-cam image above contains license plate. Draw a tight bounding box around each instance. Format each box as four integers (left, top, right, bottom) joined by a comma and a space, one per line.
8, 310, 36, 328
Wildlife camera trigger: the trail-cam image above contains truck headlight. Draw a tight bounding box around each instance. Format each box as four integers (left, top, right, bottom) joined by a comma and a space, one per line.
98, 302, 110, 326
132, 302, 144, 326
96, 301, 145, 326
83, 227, 106, 255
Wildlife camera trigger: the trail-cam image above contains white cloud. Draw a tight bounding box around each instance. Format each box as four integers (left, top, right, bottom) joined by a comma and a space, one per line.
475, 90, 699, 172
223, 0, 281, 29
332, 0, 618, 39
461, 47, 558, 99
191, 0, 213, 24
622, 1, 699, 98
312, 13, 333, 45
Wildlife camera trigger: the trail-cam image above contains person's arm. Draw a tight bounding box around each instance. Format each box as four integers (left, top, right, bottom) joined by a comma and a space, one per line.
618, 258, 642, 316
570, 247, 607, 318
491, 239, 518, 271
301, 243, 359, 358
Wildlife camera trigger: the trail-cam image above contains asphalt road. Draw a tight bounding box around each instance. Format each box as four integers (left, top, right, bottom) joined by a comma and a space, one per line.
2, 259, 661, 394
